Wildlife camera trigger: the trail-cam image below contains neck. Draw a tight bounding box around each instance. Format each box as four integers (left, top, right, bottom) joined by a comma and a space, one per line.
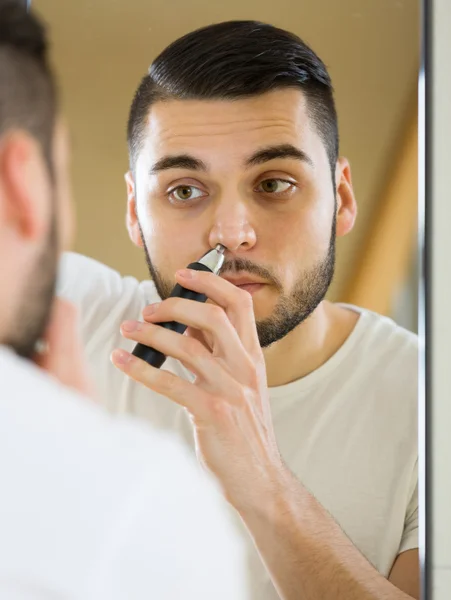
262, 301, 360, 387
0, 300, 14, 352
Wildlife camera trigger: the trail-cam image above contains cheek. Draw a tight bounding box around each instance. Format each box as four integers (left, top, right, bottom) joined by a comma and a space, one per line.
296, 184, 335, 255
137, 167, 213, 270
266, 202, 333, 288
139, 201, 205, 273
273, 205, 331, 257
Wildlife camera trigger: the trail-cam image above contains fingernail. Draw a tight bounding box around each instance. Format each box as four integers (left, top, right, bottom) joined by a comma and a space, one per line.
112, 349, 132, 365
143, 303, 160, 317
121, 320, 141, 332
176, 269, 195, 279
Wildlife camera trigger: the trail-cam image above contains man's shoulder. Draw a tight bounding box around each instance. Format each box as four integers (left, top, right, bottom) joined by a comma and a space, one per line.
342, 306, 419, 404
58, 252, 159, 305
356, 306, 418, 358
0, 345, 221, 523
0, 345, 181, 466
0, 348, 246, 598
57, 252, 159, 347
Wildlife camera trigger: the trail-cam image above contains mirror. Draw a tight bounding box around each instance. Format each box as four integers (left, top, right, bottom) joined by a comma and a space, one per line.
32, 1, 422, 598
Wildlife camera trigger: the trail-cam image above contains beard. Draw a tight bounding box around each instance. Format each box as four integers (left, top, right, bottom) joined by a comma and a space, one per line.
139, 212, 336, 349
6, 215, 58, 359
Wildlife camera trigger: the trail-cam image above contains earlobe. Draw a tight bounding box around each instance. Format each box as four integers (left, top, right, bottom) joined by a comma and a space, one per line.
124, 170, 144, 248
335, 157, 357, 238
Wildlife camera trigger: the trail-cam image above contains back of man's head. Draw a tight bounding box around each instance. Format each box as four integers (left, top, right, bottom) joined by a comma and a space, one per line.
0, 1, 68, 359
0, 0, 56, 173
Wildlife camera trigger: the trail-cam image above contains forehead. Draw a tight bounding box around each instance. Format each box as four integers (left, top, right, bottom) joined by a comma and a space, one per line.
140, 89, 325, 165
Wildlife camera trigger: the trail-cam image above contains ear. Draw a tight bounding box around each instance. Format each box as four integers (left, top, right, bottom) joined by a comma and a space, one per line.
334, 157, 357, 238
125, 170, 144, 248
0, 131, 50, 242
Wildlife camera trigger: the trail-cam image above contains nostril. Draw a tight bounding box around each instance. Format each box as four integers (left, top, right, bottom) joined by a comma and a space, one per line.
209, 223, 257, 252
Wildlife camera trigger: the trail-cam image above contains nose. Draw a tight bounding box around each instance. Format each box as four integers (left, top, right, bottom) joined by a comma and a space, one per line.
208, 198, 257, 253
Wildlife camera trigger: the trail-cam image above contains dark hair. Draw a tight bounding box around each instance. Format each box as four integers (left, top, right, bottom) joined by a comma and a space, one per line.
127, 20, 338, 173
0, 0, 57, 176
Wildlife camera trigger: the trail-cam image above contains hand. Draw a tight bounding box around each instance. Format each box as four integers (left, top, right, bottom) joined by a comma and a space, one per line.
34, 297, 95, 399
114, 272, 419, 600
112, 268, 285, 511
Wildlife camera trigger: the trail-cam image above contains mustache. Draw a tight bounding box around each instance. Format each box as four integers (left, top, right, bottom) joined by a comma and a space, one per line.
219, 257, 282, 290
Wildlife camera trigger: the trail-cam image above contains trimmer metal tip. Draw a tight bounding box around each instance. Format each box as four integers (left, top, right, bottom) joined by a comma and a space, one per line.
198, 245, 226, 274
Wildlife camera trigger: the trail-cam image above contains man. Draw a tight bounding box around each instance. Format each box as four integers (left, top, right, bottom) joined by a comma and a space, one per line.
58, 21, 419, 600
0, 4, 247, 599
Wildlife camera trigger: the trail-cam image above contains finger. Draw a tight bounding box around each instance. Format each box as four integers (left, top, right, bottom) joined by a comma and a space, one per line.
111, 348, 212, 419
175, 269, 260, 352
120, 319, 235, 390
185, 326, 213, 352
141, 299, 254, 379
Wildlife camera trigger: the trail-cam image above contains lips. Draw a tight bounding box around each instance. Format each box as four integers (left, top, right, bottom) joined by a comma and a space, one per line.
235, 283, 264, 295
222, 275, 265, 286
221, 275, 266, 295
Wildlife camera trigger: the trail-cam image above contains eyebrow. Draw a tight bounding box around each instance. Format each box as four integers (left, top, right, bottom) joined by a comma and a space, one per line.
149, 143, 313, 175
245, 144, 314, 168
149, 154, 208, 174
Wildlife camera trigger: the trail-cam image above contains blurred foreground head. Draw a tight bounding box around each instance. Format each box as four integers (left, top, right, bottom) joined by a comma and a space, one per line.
0, 0, 73, 358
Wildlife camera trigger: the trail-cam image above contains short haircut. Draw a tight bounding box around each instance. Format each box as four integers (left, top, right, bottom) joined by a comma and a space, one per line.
0, 0, 57, 177
127, 20, 338, 173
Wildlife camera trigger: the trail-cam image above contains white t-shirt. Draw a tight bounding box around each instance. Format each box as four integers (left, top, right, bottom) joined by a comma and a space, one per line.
0, 345, 247, 600
57, 252, 419, 600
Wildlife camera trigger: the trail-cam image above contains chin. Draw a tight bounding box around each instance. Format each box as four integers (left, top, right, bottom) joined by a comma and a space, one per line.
250, 298, 277, 322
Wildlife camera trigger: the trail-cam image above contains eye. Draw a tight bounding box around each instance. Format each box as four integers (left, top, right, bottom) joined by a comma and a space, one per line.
169, 185, 205, 203
257, 178, 294, 195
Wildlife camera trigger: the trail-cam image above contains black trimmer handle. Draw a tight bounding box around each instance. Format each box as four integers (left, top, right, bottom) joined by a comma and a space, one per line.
131, 262, 211, 368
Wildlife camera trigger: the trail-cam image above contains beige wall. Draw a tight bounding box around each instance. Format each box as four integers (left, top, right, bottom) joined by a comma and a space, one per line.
35, 0, 419, 302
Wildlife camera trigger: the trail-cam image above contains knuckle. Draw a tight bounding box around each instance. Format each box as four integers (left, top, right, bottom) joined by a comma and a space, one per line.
208, 304, 226, 325
209, 397, 230, 419
238, 353, 260, 384
160, 371, 179, 396
237, 287, 253, 308
234, 383, 253, 407
163, 297, 179, 311
129, 354, 150, 375
245, 365, 260, 390
142, 322, 158, 344
182, 336, 204, 359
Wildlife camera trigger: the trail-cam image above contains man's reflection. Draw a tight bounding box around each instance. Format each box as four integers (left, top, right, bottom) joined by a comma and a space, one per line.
60, 21, 420, 599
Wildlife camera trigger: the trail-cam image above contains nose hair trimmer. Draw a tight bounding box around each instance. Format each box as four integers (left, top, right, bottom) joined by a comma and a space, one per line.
132, 244, 226, 368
